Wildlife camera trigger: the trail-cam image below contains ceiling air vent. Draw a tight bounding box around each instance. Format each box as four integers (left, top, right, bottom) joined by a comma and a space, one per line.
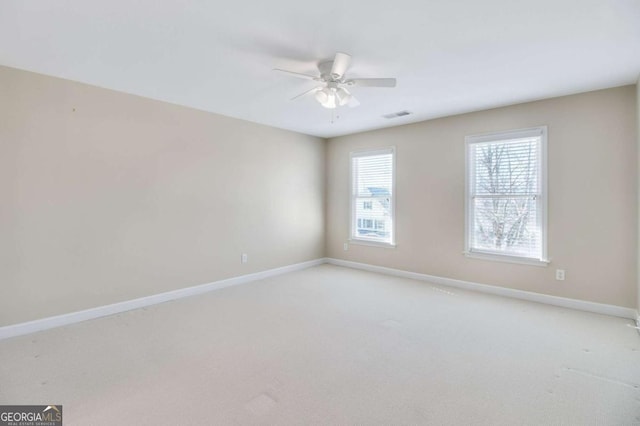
382, 110, 411, 119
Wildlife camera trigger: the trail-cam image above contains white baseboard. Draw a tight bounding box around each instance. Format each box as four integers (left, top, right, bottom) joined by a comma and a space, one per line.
327, 258, 638, 320
2, 256, 636, 340
0, 258, 327, 340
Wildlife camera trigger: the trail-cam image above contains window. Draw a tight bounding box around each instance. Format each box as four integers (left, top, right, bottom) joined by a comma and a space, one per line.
465, 127, 547, 264
351, 148, 395, 246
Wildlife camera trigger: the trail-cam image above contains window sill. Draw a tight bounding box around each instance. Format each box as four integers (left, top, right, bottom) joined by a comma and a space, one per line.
464, 251, 549, 267
349, 238, 396, 249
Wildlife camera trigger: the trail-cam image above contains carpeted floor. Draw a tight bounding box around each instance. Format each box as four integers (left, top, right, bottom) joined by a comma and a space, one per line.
1, 264, 639, 425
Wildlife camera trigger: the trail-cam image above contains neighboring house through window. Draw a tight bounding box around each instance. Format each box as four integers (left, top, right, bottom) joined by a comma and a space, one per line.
350, 148, 395, 246
465, 126, 548, 264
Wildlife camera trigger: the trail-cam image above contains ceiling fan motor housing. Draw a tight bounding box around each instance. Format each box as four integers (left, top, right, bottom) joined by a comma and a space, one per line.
318, 60, 340, 82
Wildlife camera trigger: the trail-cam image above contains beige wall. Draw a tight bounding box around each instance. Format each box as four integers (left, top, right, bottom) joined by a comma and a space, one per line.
2, 64, 636, 326
327, 86, 637, 308
0, 65, 325, 326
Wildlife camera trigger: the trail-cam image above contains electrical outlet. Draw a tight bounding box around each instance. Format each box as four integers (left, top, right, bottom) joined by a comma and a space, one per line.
241, 253, 248, 264
344, 243, 349, 251
555, 269, 565, 281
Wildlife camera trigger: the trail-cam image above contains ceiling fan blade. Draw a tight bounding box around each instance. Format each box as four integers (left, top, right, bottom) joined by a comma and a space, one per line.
348, 95, 360, 108
273, 68, 320, 81
347, 78, 397, 87
290, 86, 322, 101
330, 52, 351, 78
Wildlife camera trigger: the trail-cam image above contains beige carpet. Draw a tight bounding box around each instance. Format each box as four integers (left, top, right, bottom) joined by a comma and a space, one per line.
1, 264, 639, 425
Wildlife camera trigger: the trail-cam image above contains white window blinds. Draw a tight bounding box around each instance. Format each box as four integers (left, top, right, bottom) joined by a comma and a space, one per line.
351, 148, 395, 245
466, 127, 547, 262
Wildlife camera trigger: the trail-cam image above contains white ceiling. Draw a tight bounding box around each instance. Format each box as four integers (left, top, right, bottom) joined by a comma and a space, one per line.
1, 0, 639, 138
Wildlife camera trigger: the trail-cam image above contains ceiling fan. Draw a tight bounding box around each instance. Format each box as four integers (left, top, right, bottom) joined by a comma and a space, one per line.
273, 52, 397, 109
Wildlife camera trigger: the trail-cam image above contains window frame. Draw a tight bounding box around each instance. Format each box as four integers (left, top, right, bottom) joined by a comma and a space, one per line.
464, 126, 549, 266
349, 147, 396, 248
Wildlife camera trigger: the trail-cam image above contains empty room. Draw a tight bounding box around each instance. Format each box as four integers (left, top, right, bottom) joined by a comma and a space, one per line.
1, 0, 640, 424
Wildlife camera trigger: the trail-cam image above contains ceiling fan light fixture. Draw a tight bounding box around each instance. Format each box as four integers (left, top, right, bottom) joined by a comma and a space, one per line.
316, 87, 337, 109
321, 95, 337, 109
315, 89, 328, 104
336, 88, 352, 106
